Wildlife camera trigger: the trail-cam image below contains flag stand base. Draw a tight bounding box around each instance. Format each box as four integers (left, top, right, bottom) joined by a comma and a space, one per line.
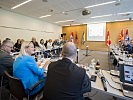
83, 46, 91, 56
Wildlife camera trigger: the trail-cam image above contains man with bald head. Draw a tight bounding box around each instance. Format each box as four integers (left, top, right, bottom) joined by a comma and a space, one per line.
42, 42, 91, 100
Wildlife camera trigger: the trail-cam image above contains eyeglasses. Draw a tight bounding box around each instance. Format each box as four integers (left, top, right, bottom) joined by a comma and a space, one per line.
4, 45, 13, 49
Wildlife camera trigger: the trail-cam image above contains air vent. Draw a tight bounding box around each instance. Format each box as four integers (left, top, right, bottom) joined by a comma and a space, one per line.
42, 0, 48, 2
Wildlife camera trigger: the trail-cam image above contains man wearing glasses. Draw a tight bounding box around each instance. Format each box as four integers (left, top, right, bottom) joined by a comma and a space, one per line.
0, 39, 14, 81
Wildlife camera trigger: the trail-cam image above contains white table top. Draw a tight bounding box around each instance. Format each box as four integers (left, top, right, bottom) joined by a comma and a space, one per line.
86, 68, 133, 100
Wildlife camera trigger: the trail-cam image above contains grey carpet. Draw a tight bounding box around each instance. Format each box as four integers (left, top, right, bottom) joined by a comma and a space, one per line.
78, 50, 110, 70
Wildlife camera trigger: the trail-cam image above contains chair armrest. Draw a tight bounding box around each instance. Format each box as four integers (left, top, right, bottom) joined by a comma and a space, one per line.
28, 79, 44, 92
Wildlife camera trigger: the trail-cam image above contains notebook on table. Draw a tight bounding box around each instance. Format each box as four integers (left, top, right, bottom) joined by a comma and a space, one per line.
119, 64, 133, 98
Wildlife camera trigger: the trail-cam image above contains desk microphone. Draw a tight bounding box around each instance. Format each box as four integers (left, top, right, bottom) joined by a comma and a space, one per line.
101, 76, 107, 91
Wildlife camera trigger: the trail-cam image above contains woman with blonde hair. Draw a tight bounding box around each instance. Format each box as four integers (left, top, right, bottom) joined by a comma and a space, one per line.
13, 41, 46, 96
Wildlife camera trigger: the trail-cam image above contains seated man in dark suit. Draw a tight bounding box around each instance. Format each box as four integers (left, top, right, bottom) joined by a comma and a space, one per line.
0, 39, 14, 75
0, 39, 14, 99
42, 42, 91, 100
127, 39, 133, 54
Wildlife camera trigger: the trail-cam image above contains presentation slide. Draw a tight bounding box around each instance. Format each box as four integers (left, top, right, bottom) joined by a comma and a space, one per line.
87, 23, 106, 41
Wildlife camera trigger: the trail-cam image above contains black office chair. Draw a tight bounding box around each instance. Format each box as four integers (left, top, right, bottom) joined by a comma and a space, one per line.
4, 71, 44, 100
0, 75, 3, 100
0, 67, 10, 100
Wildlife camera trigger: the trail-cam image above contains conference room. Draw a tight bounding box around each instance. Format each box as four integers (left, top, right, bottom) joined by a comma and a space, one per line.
0, 0, 133, 100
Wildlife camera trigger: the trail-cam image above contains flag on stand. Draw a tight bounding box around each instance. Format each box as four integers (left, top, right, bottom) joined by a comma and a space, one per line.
106, 31, 111, 46
125, 29, 130, 44
118, 29, 124, 42
75, 32, 78, 44
81, 32, 85, 45
70, 32, 74, 42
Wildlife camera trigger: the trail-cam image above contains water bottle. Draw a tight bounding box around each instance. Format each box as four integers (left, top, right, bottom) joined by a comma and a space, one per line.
34, 52, 38, 62
41, 51, 44, 59
37, 52, 41, 61
95, 59, 100, 73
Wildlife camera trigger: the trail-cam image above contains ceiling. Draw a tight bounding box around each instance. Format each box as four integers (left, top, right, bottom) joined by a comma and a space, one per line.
0, 0, 133, 26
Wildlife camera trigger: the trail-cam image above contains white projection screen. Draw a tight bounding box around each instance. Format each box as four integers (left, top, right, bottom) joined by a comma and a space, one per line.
87, 23, 106, 41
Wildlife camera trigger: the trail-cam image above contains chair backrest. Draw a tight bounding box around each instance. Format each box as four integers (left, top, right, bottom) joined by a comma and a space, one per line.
4, 71, 27, 100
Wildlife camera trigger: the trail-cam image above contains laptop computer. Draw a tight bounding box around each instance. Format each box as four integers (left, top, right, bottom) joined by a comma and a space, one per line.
119, 64, 133, 98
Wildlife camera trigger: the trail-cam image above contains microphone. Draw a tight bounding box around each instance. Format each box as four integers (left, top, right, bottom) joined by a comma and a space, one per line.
101, 76, 107, 91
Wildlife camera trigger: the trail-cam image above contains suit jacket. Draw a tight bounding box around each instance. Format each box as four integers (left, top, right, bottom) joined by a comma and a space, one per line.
126, 44, 133, 54
31, 41, 39, 48
43, 58, 91, 100
0, 49, 14, 85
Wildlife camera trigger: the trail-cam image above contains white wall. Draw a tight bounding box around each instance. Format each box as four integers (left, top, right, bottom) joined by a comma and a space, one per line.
0, 9, 62, 43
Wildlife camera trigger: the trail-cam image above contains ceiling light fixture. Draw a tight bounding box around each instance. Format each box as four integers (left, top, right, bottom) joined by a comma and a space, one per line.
117, 12, 133, 15
39, 15, 51, 18
11, 0, 32, 9
114, 18, 129, 22
84, 1, 116, 8
91, 14, 113, 18
55, 20, 74, 23
89, 21, 110, 24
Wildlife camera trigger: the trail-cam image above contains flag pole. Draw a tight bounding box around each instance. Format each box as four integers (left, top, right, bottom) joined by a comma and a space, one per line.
83, 42, 91, 56
108, 45, 111, 71
106, 30, 112, 70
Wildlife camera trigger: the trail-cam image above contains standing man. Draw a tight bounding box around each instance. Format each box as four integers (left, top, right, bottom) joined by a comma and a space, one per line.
42, 42, 91, 100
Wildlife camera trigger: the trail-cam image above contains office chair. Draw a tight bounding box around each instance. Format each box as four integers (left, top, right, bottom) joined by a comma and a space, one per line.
4, 71, 44, 100
0, 75, 3, 100
0, 66, 9, 100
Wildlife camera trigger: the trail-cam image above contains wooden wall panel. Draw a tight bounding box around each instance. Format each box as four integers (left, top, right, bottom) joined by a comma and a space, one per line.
62, 21, 133, 51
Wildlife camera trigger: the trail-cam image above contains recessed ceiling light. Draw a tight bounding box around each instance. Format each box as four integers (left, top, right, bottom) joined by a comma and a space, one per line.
84, 1, 116, 8
11, 0, 32, 9
117, 12, 133, 15
114, 18, 129, 22
91, 14, 113, 18
39, 15, 51, 18
55, 20, 74, 23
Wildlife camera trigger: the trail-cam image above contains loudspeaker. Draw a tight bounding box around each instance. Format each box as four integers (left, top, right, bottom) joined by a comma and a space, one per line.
61, 34, 63, 37
82, 9, 91, 16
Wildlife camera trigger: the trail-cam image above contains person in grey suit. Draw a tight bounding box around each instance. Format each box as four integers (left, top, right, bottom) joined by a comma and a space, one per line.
42, 42, 91, 100
0, 39, 14, 100
0, 39, 14, 81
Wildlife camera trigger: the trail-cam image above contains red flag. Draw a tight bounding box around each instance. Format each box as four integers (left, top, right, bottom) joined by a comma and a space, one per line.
118, 29, 124, 42
106, 31, 111, 46
70, 32, 74, 42
75, 32, 78, 44
125, 29, 128, 35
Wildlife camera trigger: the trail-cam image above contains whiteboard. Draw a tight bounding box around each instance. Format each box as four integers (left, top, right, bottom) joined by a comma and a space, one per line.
87, 23, 106, 41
